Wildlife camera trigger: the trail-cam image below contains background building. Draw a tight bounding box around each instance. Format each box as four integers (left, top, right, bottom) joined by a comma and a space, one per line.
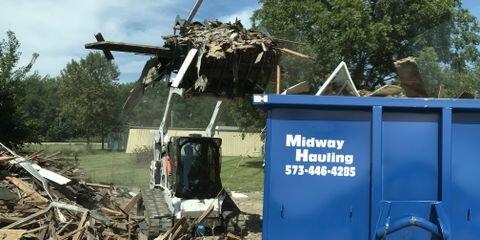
126, 126, 263, 157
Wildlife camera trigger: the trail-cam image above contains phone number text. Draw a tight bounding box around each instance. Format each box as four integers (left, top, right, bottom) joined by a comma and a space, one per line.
285, 164, 356, 177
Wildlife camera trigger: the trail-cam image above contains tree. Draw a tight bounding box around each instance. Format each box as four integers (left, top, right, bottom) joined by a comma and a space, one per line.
17, 74, 61, 141
417, 46, 480, 97
58, 52, 121, 149
253, 0, 480, 90
0, 31, 39, 148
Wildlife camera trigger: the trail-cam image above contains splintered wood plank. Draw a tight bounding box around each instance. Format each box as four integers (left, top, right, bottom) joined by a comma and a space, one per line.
226, 232, 241, 240
155, 217, 187, 240
5, 177, 49, 203
72, 211, 88, 240
0, 230, 27, 240
59, 226, 86, 240
394, 57, 428, 97
0, 156, 15, 161
122, 193, 142, 214
49, 221, 59, 240
3, 206, 52, 229
85, 41, 170, 56
85, 183, 111, 189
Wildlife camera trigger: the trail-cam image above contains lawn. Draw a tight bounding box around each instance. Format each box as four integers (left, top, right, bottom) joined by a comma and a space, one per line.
24, 143, 264, 192
78, 151, 150, 187
221, 156, 264, 192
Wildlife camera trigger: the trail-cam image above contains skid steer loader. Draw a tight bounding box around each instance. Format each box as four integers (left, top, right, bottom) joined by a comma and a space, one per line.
136, 88, 245, 238
85, 1, 253, 237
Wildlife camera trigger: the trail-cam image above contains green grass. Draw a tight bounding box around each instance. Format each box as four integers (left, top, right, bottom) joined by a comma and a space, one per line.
221, 156, 264, 192
23, 143, 264, 191
78, 151, 150, 187
24, 142, 102, 156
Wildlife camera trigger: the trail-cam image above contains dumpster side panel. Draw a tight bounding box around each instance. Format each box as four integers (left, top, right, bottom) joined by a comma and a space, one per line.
257, 95, 480, 240
374, 111, 441, 239
451, 112, 480, 238
382, 112, 440, 201
263, 108, 371, 240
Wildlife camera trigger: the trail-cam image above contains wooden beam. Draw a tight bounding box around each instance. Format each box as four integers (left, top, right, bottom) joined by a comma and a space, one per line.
226, 232, 241, 240
86, 182, 111, 189
0, 156, 15, 161
56, 220, 73, 235
5, 177, 49, 203
94, 33, 114, 60
85, 41, 170, 57
122, 193, 142, 214
0, 229, 26, 240
72, 211, 88, 240
2, 206, 52, 229
59, 226, 86, 240
100, 207, 123, 216
437, 84, 445, 98
394, 57, 428, 97
155, 217, 187, 240
279, 48, 313, 59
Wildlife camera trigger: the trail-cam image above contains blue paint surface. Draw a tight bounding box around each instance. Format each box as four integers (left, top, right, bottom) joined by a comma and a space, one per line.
255, 95, 480, 240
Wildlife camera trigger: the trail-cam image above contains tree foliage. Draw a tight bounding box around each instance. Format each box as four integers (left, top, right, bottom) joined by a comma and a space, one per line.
417, 47, 480, 97
253, 0, 480, 89
17, 74, 61, 141
58, 52, 121, 147
0, 31, 39, 148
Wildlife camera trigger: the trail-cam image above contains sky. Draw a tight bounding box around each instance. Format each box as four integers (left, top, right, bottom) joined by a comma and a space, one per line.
0, 0, 478, 83
0, 0, 260, 82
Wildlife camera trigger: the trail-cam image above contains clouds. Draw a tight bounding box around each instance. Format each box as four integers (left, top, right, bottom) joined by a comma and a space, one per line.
0, 0, 258, 82
219, 6, 258, 29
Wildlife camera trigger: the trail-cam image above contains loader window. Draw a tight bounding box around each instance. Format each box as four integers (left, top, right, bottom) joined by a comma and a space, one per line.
175, 140, 222, 199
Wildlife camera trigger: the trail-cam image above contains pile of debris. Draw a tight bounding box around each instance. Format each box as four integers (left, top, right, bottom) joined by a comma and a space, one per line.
0, 143, 143, 239
287, 57, 475, 99
86, 20, 288, 110
163, 20, 280, 98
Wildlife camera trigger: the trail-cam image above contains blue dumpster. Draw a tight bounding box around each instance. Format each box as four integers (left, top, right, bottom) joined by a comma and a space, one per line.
254, 94, 480, 240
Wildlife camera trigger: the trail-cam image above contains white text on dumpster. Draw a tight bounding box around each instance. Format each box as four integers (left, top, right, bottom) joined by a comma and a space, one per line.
284, 134, 356, 177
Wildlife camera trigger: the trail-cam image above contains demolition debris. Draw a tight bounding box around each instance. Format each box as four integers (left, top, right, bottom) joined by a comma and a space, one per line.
164, 20, 280, 99
86, 20, 285, 110
0, 143, 142, 240
0, 143, 246, 240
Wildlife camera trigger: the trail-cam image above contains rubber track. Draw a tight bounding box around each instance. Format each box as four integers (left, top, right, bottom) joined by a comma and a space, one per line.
141, 189, 173, 237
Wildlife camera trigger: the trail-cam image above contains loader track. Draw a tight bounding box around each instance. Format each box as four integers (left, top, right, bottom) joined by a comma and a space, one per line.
138, 188, 173, 237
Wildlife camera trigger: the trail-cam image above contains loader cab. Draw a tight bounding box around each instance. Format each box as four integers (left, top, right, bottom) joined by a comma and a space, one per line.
167, 136, 223, 199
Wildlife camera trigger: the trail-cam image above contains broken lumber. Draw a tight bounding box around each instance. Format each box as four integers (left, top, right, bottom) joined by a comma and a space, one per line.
394, 57, 428, 98
72, 211, 88, 240
155, 217, 187, 240
226, 232, 241, 240
2, 206, 52, 229
0, 229, 26, 240
5, 177, 49, 203
0, 143, 133, 239
122, 192, 142, 214
86, 182, 112, 189
279, 48, 313, 59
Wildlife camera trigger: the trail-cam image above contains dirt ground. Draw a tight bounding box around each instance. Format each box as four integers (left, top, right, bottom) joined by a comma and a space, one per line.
202, 191, 263, 240
233, 191, 263, 240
